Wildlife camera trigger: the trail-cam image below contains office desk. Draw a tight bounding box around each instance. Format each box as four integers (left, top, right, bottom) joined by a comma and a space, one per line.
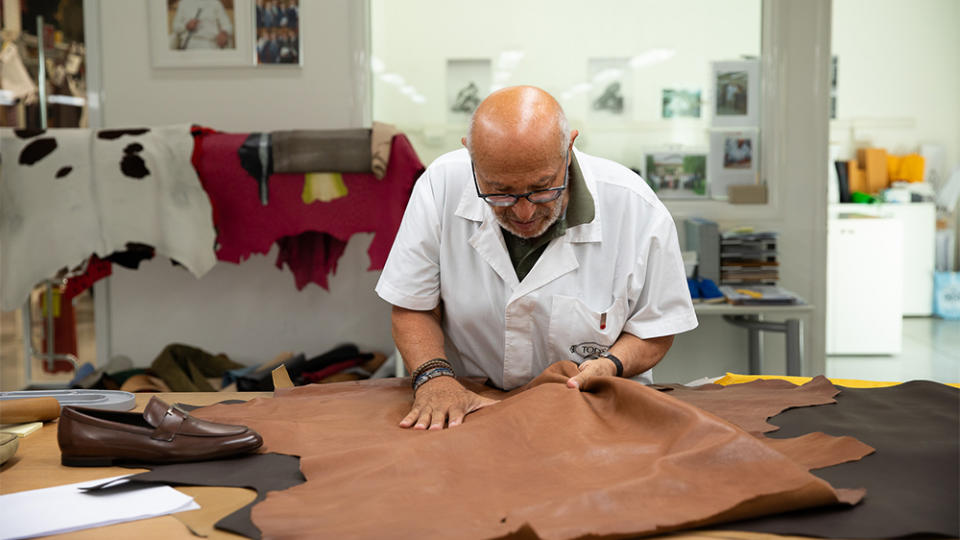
695, 303, 814, 376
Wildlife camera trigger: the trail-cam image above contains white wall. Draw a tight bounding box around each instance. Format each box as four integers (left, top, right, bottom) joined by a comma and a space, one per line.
100, 1, 367, 132
831, 0, 960, 173
372, 0, 761, 168
95, 0, 386, 366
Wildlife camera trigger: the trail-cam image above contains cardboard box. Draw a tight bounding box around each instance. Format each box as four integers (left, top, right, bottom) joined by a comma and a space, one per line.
856, 147, 889, 193
727, 184, 768, 204
848, 160, 867, 194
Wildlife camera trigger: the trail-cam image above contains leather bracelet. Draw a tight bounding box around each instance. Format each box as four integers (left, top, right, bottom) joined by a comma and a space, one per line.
413, 367, 455, 394
411, 358, 452, 386
600, 352, 624, 377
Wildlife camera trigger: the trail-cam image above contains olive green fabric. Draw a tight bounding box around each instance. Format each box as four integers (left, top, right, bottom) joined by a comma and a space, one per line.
502, 153, 595, 281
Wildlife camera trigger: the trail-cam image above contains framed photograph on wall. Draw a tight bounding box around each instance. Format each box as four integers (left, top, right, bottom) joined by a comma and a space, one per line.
662, 89, 701, 118
588, 57, 631, 122
708, 129, 759, 199
447, 59, 491, 123
256, 0, 301, 65
149, 0, 255, 68
642, 150, 708, 199
711, 60, 760, 127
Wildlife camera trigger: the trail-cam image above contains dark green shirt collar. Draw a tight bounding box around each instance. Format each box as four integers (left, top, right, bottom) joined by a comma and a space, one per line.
502, 152, 595, 281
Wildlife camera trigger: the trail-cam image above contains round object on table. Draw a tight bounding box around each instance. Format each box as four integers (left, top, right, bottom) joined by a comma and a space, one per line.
0, 432, 19, 466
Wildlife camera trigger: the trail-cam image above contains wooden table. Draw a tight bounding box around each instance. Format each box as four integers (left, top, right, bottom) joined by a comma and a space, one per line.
0, 391, 811, 540
0, 392, 270, 539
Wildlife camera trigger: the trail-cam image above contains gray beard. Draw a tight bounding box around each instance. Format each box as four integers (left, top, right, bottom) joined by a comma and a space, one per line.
496, 200, 564, 239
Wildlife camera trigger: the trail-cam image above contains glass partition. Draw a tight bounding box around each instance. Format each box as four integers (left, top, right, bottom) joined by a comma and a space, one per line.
371, 0, 761, 200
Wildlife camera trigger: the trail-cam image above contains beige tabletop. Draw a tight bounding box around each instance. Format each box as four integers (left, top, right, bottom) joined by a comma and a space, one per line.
0, 391, 813, 540
0, 392, 270, 539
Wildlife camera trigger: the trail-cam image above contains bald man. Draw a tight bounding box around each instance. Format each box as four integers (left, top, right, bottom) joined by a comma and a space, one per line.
376, 86, 697, 430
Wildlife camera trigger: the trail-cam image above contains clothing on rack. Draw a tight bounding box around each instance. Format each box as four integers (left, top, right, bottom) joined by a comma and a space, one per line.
191, 128, 424, 290
0, 125, 217, 310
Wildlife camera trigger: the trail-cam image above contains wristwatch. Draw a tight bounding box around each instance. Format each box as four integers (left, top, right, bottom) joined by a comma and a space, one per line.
599, 352, 624, 377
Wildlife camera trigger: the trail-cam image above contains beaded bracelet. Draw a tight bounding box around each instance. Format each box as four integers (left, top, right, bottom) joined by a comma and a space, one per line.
411, 358, 452, 385
412, 366, 455, 394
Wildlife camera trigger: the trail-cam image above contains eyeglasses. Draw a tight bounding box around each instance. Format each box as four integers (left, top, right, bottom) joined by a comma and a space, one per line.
472, 151, 569, 207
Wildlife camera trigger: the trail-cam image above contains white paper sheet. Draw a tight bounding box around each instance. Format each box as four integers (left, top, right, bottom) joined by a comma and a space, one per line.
0, 474, 200, 539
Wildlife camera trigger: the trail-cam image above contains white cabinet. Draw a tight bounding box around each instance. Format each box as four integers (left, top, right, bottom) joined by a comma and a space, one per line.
827, 214, 903, 354
829, 203, 936, 316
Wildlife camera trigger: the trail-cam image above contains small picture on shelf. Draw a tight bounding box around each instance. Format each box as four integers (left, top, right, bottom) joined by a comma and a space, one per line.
716, 70, 748, 116
643, 152, 708, 199
708, 129, 758, 199
662, 89, 701, 118
723, 137, 752, 169
711, 60, 759, 127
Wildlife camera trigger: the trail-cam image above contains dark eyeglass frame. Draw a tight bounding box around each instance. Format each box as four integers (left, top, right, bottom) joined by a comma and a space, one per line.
472, 151, 569, 207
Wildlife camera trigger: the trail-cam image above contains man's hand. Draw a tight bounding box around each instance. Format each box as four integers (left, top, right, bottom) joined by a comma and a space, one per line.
186, 18, 199, 32
400, 376, 497, 430
566, 358, 618, 390
216, 31, 229, 48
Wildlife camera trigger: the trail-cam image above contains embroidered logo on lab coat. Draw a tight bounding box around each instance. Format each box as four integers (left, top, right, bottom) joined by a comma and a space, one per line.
569, 342, 610, 359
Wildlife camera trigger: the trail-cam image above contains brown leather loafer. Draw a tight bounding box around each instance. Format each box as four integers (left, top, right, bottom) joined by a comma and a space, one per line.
58, 396, 263, 467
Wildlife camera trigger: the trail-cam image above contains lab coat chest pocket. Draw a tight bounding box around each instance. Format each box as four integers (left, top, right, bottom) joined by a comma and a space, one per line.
547, 295, 628, 364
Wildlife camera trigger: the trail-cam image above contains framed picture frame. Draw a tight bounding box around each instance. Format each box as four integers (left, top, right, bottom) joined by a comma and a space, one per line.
662, 88, 701, 118
642, 150, 709, 200
446, 59, 491, 123
588, 57, 631, 122
149, 0, 255, 68
256, 0, 301, 65
708, 129, 759, 199
711, 60, 760, 127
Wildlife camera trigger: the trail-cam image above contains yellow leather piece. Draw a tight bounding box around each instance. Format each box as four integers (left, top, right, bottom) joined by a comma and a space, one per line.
715, 372, 959, 388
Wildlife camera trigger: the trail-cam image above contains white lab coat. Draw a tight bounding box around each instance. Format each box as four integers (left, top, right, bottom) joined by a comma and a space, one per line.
376, 148, 697, 389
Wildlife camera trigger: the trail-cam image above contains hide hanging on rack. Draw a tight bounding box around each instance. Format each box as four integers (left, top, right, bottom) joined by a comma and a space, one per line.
191, 128, 423, 290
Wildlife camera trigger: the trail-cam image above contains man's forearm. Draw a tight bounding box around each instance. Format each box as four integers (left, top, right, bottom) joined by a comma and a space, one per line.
391, 305, 446, 373
606, 333, 675, 378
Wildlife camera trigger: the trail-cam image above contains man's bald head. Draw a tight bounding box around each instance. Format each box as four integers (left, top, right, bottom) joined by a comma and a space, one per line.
464, 86, 571, 166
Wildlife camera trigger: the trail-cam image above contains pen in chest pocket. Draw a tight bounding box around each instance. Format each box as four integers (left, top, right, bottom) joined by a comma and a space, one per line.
600, 312, 607, 330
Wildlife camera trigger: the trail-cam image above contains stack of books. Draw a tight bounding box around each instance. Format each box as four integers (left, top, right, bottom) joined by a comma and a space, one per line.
720, 231, 779, 285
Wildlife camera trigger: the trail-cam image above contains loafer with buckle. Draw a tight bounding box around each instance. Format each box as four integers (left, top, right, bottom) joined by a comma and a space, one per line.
57, 396, 263, 467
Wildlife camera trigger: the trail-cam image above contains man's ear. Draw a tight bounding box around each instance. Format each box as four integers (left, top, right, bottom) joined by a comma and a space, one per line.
461, 137, 467, 147
569, 129, 580, 149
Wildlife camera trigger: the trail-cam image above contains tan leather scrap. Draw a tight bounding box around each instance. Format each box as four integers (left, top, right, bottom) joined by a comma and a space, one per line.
193, 363, 867, 539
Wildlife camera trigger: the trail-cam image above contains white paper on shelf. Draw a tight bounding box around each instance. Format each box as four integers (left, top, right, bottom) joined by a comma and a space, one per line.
0, 474, 200, 539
